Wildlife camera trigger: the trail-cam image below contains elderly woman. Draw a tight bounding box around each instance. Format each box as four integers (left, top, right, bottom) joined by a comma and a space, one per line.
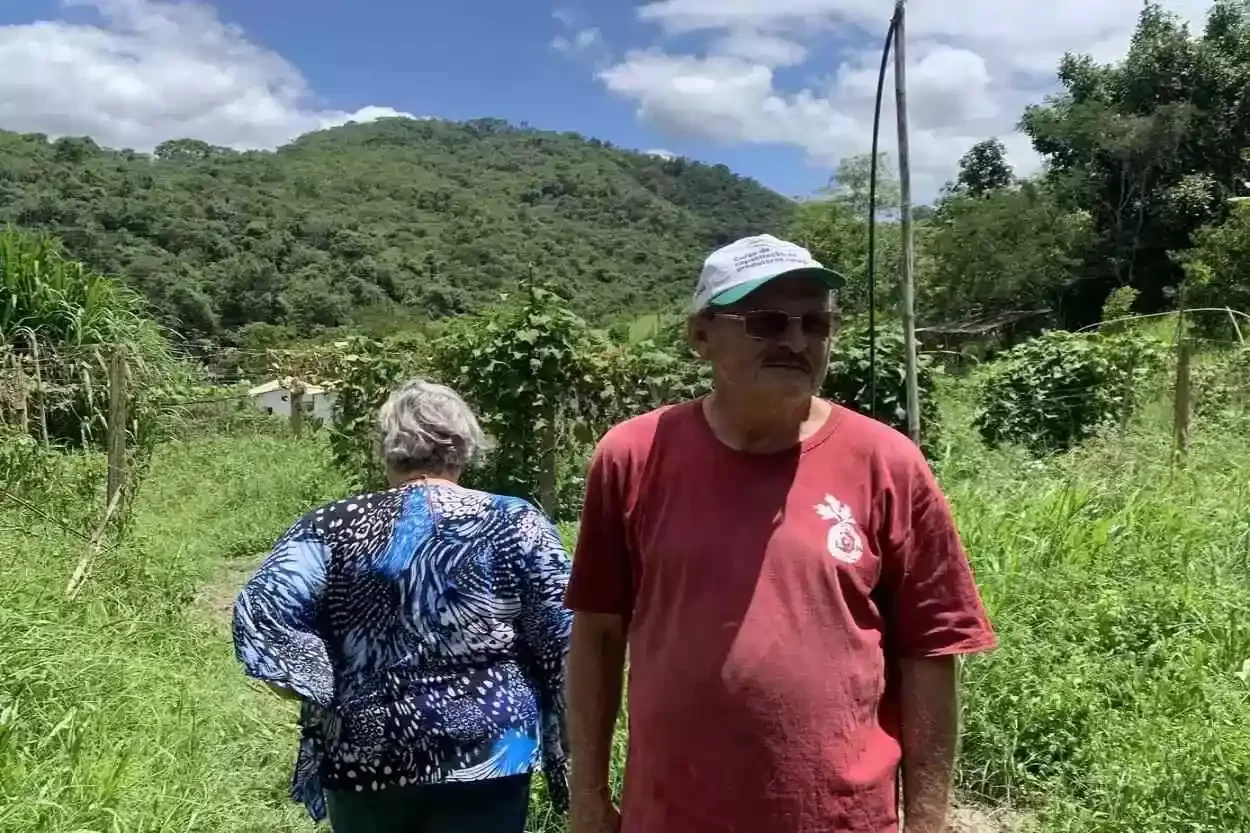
232, 379, 572, 833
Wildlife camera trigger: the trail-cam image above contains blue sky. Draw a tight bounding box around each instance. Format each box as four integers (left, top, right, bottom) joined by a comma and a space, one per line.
0, 1, 1215, 201
216, 0, 822, 196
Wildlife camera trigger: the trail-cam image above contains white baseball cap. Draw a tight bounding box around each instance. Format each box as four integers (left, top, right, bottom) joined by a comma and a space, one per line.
691, 234, 845, 314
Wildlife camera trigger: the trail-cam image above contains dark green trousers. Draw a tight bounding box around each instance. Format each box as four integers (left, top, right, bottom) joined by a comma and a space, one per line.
325, 773, 532, 833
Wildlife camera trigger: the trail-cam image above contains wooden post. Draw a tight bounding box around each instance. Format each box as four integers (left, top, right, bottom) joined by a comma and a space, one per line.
894, 0, 921, 446
12, 352, 28, 434
28, 335, 48, 447
106, 348, 128, 511
1172, 337, 1192, 461
65, 484, 125, 600
537, 413, 558, 519
1119, 373, 1135, 437
289, 381, 305, 437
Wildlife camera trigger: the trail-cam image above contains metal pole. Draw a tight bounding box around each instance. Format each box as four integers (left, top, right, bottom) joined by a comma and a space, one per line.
894, 0, 921, 444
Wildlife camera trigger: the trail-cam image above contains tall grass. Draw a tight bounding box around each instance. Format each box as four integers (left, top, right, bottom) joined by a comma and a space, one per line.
0, 433, 348, 833
942, 390, 1250, 832
0, 226, 190, 449
0, 227, 148, 348
1, 384, 1247, 832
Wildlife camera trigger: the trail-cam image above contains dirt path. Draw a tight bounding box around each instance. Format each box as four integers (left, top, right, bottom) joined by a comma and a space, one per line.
197, 557, 258, 623
201, 561, 1031, 833
946, 801, 1034, 833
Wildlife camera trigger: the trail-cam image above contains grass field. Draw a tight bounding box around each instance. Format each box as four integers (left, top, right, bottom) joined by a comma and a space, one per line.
1, 387, 1247, 832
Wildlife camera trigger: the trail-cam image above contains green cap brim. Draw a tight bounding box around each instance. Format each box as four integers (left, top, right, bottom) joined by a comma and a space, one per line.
708, 266, 846, 307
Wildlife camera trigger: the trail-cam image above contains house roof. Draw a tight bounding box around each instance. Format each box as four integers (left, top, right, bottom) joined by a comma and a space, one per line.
247, 379, 328, 396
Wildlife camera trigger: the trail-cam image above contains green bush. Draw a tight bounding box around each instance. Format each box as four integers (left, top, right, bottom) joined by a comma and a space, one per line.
585, 318, 710, 433
973, 330, 1167, 453
319, 306, 949, 516
324, 335, 425, 491
822, 319, 943, 454
949, 423, 1250, 833
427, 280, 604, 517
1100, 286, 1139, 328
1193, 345, 1250, 427
0, 426, 47, 493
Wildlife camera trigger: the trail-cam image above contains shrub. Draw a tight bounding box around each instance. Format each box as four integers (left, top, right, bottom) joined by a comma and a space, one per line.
1192, 345, 1250, 427
0, 425, 47, 492
427, 280, 603, 518
0, 227, 189, 453
324, 336, 425, 491
1101, 286, 1139, 328
973, 330, 1167, 453
822, 319, 943, 454
264, 335, 427, 492
585, 317, 710, 433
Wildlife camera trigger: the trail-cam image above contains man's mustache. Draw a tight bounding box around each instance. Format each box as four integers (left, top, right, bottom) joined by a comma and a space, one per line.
761, 352, 811, 371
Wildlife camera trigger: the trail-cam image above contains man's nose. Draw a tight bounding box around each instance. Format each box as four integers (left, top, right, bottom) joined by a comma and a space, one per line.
779, 318, 808, 353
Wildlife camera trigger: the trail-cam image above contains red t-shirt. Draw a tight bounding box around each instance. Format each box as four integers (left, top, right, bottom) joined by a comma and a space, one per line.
565, 399, 996, 833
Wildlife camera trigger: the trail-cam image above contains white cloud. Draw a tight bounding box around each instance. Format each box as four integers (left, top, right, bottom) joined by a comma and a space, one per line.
599, 0, 1216, 197
550, 8, 613, 69
551, 26, 605, 58
644, 148, 678, 159
601, 52, 859, 150
0, 0, 413, 152
711, 30, 808, 67
637, 0, 881, 34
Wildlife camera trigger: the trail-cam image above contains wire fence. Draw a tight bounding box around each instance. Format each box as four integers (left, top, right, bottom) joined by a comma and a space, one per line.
2, 319, 1248, 599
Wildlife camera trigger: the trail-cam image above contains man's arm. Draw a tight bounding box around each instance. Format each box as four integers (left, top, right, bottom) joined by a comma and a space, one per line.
899, 655, 958, 833
566, 612, 626, 831
880, 442, 997, 831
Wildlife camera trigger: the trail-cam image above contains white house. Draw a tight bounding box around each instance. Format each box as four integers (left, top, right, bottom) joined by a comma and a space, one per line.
247, 379, 337, 424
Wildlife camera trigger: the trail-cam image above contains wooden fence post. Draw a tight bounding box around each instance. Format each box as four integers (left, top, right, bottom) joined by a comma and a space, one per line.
1172, 338, 1192, 462
12, 352, 28, 434
28, 335, 48, 447
289, 381, 305, 437
537, 413, 558, 519
106, 347, 128, 511
64, 346, 128, 600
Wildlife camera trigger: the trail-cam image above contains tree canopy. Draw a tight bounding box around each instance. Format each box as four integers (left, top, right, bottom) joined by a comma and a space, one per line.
1021, 1, 1250, 324
955, 139, 1014, 197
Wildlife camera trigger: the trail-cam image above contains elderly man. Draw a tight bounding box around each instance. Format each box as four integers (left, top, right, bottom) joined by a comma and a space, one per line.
564, 234, 996, 833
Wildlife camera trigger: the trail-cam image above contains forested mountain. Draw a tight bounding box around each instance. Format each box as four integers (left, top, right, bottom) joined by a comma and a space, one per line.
0, 117, 793, 338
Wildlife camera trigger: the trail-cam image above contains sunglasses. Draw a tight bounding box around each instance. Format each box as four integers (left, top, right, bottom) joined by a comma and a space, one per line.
711, 309, 839, 340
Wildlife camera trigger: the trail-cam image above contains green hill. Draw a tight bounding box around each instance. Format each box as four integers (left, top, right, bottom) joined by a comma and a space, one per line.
0, 117, 794, 338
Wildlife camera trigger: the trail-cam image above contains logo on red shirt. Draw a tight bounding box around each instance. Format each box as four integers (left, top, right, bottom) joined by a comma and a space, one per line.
815, 495, 864, 564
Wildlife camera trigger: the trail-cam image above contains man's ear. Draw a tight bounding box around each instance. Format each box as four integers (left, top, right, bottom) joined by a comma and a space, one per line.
686, 314, 712, 360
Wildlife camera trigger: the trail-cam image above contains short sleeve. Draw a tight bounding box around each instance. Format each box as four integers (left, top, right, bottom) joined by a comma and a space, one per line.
880, 450, 997, 659
564, 435, 634, 618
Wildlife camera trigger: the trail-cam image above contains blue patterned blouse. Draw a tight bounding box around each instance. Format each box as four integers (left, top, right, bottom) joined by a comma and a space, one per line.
231, 482, 573, 822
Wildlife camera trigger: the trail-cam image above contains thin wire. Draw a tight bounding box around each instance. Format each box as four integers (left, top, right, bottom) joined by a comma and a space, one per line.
867, 12, 899, 420
156, 393, 256, 408
0, 485, 98, 546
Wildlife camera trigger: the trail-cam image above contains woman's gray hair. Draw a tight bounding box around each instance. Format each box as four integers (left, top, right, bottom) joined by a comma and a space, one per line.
377, 379, 490, 474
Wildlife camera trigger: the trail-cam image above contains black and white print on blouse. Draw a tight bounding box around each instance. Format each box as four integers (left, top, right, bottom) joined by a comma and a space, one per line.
232, 483, 572, 821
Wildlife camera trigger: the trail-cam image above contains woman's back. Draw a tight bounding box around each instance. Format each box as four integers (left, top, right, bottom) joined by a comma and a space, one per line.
233, 480, 571, 820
